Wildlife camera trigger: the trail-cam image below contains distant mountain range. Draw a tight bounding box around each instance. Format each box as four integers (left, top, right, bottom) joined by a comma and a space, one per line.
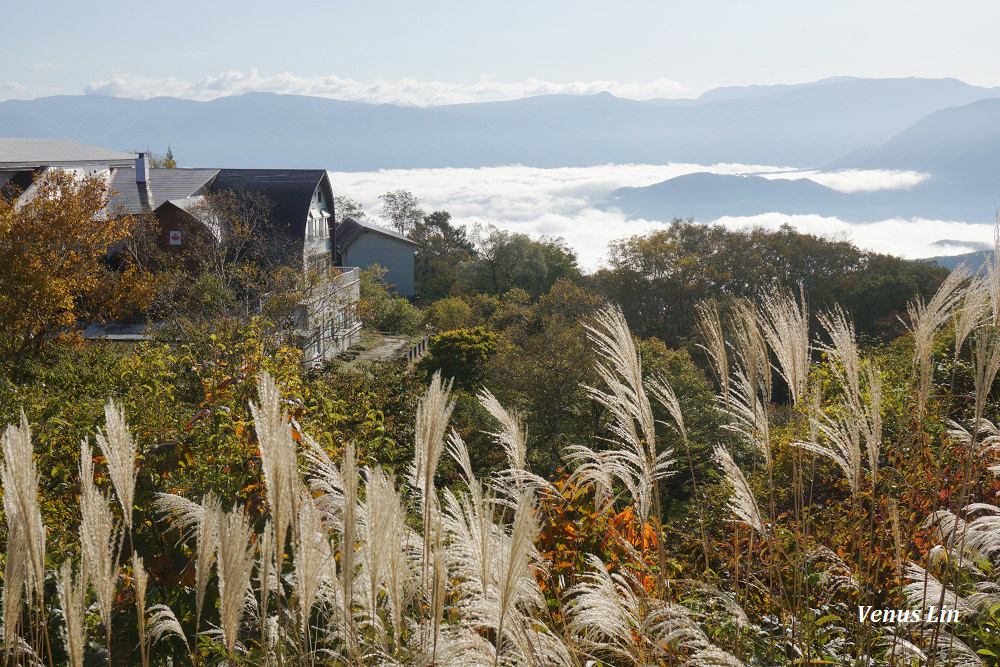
610, 84, 1000, 225
0, 77, 996, 171
4, 76, 1000, 227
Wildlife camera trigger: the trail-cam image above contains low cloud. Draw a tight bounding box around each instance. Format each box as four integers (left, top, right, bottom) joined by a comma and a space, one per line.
760, 168, 931, 193
81, 70, 691, 106
712, 213, 994, 261
327, 164, 992, 270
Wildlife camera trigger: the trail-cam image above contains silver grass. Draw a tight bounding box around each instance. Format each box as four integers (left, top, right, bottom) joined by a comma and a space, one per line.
132, 556, 187, 664
361, 466, 410, 648
134, 554, 150, 666
988, 216, 1000, 327
301, 432, 347, 525
495, 491, 540, 661
695, 300, 730, 407
584, 305, 658, 461
712, 447, 766, 535
195, 494, 221, 633
567, 554, 731, 665
152, 491, 206, 538
79, 438, 121, 636
94, 400, 138, 528
563, 444, 617, 515
447, 430, 484, 509
250, 371, 298, 560
442, 485, 499, 609
584, 305, 674, 525
757, 285, 810, 406
918, 627, 986, 667
56, 560, 85, 667
153, 491, 221, 633
955, 276, 990, 359
970, 327, 1000, 423
879, 632, 928, 665
722, 367, 772, 468
426, 511, 448, 662
478, 388, 527, 471
862, 361, 884, 480
925, 504, 1000, 565
889, 499, 904, 571
681, 647, 747, 666
254, 519, 275, 653
478, 391, 559, 503
906, 263, 969, 414
407, 372, 455, 519
340, 442, 359, 658
674, 580, 750, 630
647, 375, 686, 443
903, 564, 979, 615
818, 306, 862, 413
793, 408, 863, 495
2, 529, 26, 657
216, 504, 256, 657
145, 604, 188, 653
293, 490, 332, 646
805, 546, 859, 596
1, 411, 45, 600
728, 300, 772, 405
407, 373, 455, 609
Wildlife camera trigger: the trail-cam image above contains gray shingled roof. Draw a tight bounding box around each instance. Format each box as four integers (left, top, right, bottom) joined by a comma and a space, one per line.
336, 216, 419, 255
209, 169, 327, 229
0, 138, 135, 168
108, 168, 219, 214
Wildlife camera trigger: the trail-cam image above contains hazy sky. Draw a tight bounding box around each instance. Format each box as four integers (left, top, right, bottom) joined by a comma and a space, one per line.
4, 0, 999, 104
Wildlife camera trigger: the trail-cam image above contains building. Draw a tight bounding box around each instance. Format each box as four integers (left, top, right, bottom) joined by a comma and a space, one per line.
1, 139, 371, 367
107, 157, 362, 366
0, 137, 135, 201
335, 215, 419, 298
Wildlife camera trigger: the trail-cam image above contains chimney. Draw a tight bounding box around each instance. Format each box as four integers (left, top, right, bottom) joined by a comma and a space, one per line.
135, 152, 149, 184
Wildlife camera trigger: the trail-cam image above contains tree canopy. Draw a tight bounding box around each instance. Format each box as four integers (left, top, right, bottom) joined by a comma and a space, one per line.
0, 170, 149, 362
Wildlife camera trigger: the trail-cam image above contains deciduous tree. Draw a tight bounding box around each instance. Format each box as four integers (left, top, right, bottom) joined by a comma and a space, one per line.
0, 170, 149, 362
378, 190, 424, 235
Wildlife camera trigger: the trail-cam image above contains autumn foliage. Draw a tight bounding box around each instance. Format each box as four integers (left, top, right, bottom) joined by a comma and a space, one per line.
0, 170, 150, 359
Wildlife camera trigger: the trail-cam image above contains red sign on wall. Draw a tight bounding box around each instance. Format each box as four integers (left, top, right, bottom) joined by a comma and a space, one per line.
168, 230, 182, 245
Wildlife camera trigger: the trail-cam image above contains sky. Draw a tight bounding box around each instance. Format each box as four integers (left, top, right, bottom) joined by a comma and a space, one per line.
4, 1, 1000, 105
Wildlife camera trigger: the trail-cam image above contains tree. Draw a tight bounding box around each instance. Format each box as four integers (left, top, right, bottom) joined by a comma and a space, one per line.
417, 326, 498, 390
411, 210, 476, 301
140, 146, 176, 168
334, 195, 367, 225
484, 280, 602, 472
459, 224, 579, 297
378, 190, 424, 235
0, 170, 150, 362
356, 265, 422, 335
596, 219, 947, 344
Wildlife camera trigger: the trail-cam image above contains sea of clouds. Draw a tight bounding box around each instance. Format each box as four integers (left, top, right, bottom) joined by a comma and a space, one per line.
327, 163, 994, 271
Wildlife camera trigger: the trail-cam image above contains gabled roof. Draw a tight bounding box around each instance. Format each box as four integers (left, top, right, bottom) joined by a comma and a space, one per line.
209, 169, 328, 230
336, 216, 419, 254
108, 168, 219, 214
0, 138, 135, 168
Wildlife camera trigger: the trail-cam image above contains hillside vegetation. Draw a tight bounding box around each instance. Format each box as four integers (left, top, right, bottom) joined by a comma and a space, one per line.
6, 174, 1000, 665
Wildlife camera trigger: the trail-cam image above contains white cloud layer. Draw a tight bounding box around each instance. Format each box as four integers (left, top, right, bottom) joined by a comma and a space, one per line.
327, 164, 987, 270
759, 168, 931, 192
78, 70, 692, 106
